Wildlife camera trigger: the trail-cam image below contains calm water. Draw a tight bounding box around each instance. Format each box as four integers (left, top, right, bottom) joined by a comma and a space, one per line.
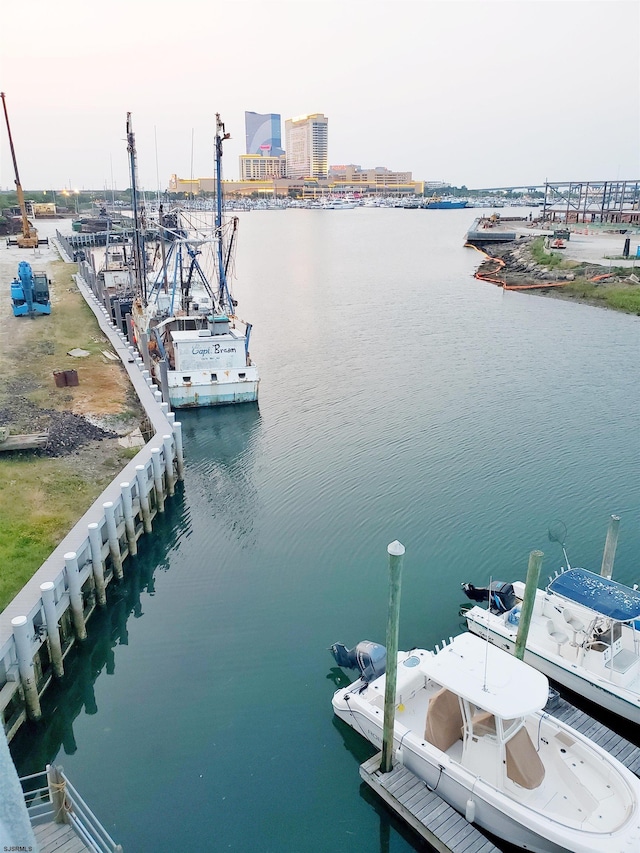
12, 208, 640, 852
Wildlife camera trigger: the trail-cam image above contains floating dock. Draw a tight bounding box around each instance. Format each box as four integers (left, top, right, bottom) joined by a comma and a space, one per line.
546, 692, 640, 775
360, 753, 502, 853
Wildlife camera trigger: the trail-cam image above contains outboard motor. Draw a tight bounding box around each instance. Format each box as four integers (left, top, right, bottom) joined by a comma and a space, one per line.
461, 581, 516, 615
330, 640, 386, 683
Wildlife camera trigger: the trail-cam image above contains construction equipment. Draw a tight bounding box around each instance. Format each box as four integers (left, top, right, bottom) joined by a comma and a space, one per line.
11, 261, 51, 316
1, 92, 45, 248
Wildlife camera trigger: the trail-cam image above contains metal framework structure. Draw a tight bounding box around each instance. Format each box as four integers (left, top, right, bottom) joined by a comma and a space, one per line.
541, 180, 640, 224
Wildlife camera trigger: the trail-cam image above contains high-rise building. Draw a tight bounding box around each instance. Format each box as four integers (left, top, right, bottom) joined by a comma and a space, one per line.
284, 114, 328, 180
239, 154, 287, 180
245, 112, 284, 156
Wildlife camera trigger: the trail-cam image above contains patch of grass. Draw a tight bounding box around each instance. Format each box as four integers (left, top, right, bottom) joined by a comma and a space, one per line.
0, 456, 100, 609
530, 237, 576, 270
561, 278, 640, 314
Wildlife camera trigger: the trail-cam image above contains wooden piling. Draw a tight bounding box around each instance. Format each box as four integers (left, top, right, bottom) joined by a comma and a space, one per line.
150, 448, 165, 512
125, 313, 134, 346
64, 552, 87, 641
47, 764, 68, 824
139, 330, 151, 373
162, 434, 176, 497
87, 522, 107, 605
600, 514, 620, 580
135, 464, 153, 532
11, 616, 42, 720
381, 540, 405, 774
514, 550, 543, 661
159, 359, 171, 406
120, 482, 138, 556
173, 421, 185, 480
40, 582, 64, 678
103, 502, 124, 579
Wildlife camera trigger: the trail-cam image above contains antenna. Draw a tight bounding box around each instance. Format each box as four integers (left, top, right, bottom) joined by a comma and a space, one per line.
482, 576, 492, 692
190, 127, 195, 201
154, 125, 161, 207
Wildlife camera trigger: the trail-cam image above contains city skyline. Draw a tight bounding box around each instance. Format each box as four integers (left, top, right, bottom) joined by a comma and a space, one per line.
1, 1, 638, 192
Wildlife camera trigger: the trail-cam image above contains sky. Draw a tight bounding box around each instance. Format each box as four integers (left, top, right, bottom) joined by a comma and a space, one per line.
1, 0, 639, 192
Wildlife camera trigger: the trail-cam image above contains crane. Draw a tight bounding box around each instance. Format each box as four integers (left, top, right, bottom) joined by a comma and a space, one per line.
1, 92, 40, 248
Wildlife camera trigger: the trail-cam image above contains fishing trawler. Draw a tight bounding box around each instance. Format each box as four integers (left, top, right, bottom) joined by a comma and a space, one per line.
126, 113, 259, 408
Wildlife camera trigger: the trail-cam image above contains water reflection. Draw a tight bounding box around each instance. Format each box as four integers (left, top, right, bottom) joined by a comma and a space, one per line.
179, 403, 262, 546
10, 490, 188, 776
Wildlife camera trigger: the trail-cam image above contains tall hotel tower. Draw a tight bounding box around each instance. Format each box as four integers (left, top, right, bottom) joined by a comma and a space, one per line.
284, 114, 328, 179
245, 112, 284, 156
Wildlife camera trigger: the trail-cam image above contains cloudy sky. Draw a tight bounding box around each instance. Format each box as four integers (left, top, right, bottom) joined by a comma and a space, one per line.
1, 0, 638, 192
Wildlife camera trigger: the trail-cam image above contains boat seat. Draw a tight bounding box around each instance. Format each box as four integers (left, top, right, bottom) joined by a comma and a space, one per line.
505, 727, 545, 789
563, 609, 585, 645
470, 710, 496, 737
547, 619, 569, 656
424, 688, 463, 752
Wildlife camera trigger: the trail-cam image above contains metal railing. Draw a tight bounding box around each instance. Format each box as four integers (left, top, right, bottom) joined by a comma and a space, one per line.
21, 765, 122, 852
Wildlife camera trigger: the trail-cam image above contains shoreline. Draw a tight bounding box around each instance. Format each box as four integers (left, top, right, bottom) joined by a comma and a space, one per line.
468, 221, 640, 315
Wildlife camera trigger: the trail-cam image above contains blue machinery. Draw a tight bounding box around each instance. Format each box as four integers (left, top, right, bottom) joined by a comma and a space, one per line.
11, 261, 51, 317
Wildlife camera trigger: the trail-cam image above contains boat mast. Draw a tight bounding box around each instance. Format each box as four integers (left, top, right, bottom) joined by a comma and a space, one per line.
126, 112, 147, 302
215, 113, 233, 314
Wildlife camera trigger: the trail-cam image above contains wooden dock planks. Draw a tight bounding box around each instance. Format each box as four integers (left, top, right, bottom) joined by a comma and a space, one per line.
360, 753, 502, 853
546, 694, 640, 776
33, 820, 93, 853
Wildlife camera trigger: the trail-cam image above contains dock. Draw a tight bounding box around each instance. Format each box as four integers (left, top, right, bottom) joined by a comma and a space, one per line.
546, 691, 640, 775
465, 216, 517, 246
360, 753, 502, 853
21, 765, 122, 853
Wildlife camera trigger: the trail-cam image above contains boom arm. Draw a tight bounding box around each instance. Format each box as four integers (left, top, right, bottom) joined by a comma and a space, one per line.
1, 92, 38, 246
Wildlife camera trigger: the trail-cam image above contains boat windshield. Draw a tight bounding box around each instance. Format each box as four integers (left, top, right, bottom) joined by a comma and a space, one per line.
547, 568, 640, 622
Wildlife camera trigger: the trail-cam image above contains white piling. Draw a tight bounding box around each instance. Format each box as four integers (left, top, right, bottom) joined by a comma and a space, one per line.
160, 402, 169, 417
40, 583, 64, 678
135, 464, 153, 532
103, 502, 124, 579
173, 421, 185, 480
64, 552, 87, 641
88, 523, 107, 605
11, 616, 42, 720
145, 376, 153, 387
154, 390, 163, 405
141, 370, 150, 382
166, 412, 175, 426
162, 435, 176, 496
151, 448, 165, 512
120, 482, 138, 556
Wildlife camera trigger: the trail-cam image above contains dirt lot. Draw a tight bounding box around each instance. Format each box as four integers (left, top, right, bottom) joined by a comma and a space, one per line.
0, 234, 146, 499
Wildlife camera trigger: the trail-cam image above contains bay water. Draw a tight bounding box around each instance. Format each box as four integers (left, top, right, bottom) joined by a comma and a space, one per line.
12, 208, 640, 851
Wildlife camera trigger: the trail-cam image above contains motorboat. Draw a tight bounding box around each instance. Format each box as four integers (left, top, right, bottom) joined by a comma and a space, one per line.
462, 567, 640, 726
331, 632, 640, 853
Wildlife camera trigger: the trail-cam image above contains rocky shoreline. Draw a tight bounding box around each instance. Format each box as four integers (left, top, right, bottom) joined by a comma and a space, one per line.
471, 233, 640, 312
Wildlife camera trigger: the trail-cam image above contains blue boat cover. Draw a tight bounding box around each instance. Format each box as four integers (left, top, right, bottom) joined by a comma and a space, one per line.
548, 568, 640, 621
